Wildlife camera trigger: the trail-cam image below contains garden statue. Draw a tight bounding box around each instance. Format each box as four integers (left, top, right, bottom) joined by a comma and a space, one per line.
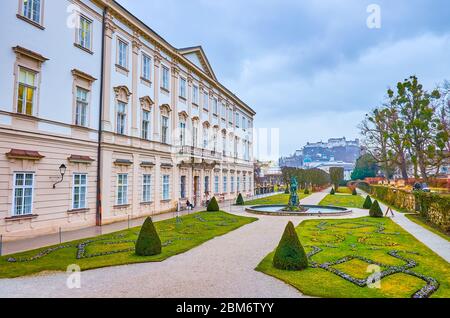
289, 177, 299, 207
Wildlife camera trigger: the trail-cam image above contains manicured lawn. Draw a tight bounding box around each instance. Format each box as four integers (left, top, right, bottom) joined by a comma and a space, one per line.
245, 192, 310, 206
405, 213, 450, 242
0, 211, 257, 278
319, 194, 366, 209
336, 187, 353, 194
256, 217, 450, 298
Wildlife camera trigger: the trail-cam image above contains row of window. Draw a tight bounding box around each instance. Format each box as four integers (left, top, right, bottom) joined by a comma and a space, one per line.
16, 1, 253, 144
12, 171, 252, 216
12, 172, 87, 216
212, 176, 252, 194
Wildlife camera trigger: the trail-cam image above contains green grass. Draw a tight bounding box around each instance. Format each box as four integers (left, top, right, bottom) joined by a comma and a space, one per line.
245, 192, 310, 206
256, 217, 450, 298
336, 187, 353, 194
405, 213, 450, 242
0, 211, 257, 278
319, 194, 366, 209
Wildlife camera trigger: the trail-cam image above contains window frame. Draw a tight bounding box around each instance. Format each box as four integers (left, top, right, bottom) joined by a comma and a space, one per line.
192, 84, 199, 105
75, 14, 93, 52
142, 53, 152, 82
18, 0, 44, 28
17, 67, 38, 116
72, 173, 87, 210
161, 65, 170, 91
162, 174, 170, 200
179, 77, 187, 99
203, 91, 209, 111
213, 98, 218, 115
75, 86, 89, 127
214, 175, 219, 194
142, 174, 152, 203
116, 173, 129, 205
141, 109, 151, 140
180, 175, 186, 199
223, 176, 227, 193
117, 38, 129, 70
116, 101, 127, 135
161, 115, 169, 144
12, 172, 35, 216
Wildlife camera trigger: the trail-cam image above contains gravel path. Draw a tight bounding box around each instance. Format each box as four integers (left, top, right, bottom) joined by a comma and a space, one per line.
0, 189, 368, 298
3, 189, 447, 298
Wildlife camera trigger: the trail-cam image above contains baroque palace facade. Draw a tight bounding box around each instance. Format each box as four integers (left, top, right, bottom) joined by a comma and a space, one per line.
0, 0, 255, 240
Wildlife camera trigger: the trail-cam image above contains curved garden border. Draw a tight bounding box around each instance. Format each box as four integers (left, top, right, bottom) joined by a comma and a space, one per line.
245, 204, 352, 217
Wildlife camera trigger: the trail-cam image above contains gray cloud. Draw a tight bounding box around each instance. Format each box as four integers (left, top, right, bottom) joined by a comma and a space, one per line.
118, 0, 450, 155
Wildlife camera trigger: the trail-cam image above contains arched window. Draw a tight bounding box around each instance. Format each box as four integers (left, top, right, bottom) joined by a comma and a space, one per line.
160, 104, 172, 144
113, 86, 131, 135
140, 96, 154, 140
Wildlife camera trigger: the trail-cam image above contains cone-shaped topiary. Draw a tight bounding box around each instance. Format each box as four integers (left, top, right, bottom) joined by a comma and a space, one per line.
352, 188, 358, 195
304, 188, 310, 195
330, 187, 336, 195
363, 195, 373, 209
207, 196, 220, 211
369, 200, 383, 218
273, 221, 308, 271
236, 193, 245, 205
135, 217, 162, 256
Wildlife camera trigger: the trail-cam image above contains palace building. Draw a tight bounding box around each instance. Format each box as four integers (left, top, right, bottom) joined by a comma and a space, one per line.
0, 0, 255, 240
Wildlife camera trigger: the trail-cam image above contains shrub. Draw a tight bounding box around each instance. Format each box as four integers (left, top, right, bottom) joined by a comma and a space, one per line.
284, 188, 290, 194
363, 195, 373, 209
330, 188, 336, 195
135, 217, 162, 256
304, 188, 310, 195
236, 193, 245, 205
352, 188, 358, 195
273, 221, 308, 270
369, 200, 383, 218
207, 196, 220, 211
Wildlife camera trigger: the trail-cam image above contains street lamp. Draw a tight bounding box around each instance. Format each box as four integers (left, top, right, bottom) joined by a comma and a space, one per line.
53, 164, 67, 189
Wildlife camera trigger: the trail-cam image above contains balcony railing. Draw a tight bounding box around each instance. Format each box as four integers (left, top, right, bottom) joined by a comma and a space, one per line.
178, 146, 222, 160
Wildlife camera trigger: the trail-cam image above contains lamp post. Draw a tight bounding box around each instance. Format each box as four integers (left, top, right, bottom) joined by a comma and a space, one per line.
53, 164, 67, 189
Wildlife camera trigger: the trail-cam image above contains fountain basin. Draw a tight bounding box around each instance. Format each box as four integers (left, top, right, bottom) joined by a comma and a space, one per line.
245, 204, 352, 216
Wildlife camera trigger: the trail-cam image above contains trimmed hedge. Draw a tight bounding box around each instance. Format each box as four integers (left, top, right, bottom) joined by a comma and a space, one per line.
414, 191, 450, 233
236, 193, 245, 205
135, 217, 162, 256
359, 185, 449, 232
273, 221, 308, 271
363, 195, 373, 209
369, 200, 383, 218
207, 196, 220, 211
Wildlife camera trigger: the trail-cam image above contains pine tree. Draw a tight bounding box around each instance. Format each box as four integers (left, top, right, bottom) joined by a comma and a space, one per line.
369, 200, 383, 217
135, 217, 162, 256
363, 195, 373, 209
273, 222, 308, 270
236, 193, 245, 205
207, 196, 220, 211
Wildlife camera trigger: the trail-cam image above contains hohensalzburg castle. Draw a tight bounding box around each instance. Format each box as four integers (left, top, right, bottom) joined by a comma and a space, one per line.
279, 137, 361, 179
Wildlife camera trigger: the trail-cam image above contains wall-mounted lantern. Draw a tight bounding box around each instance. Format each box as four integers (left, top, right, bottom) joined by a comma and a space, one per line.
53, 164, 67, 189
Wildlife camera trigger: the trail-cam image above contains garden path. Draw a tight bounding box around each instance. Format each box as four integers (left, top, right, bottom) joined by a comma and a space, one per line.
358, 192, 450, 262
0, 189, 364, 298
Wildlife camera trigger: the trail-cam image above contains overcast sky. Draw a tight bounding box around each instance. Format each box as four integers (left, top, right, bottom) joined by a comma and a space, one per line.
117, 0, 450, 157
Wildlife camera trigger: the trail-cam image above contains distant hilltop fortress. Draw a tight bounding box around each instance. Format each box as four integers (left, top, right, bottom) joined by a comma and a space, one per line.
279, 137, 362, 179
